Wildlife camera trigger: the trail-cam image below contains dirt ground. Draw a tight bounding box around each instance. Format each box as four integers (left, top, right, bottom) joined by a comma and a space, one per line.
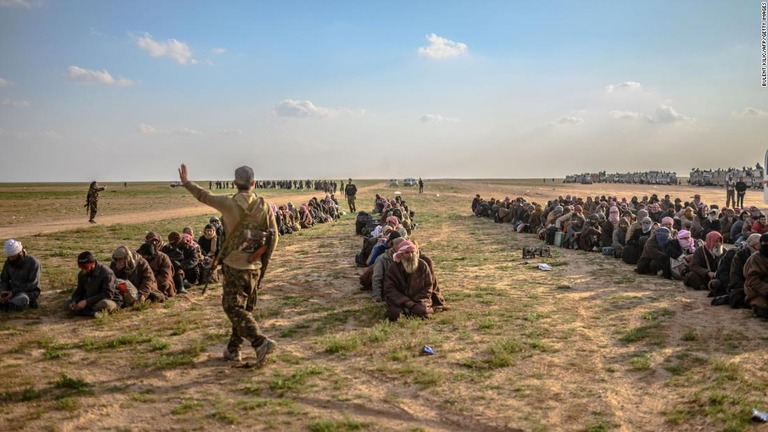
1, 179, 767, 432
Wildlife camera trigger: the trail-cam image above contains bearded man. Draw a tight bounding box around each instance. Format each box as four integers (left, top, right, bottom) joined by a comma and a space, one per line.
684, 231, 724, 291
0, 239, 41, 311
744, 233, 768, 317
383, 241, 434, 321
137, 243, 176, 298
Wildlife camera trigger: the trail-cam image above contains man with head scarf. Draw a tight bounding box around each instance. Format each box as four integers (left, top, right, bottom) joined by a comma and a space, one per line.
636, 227, 672, 278
743, 233, 768, 317
666, 229, 695, 280
110, 245, 163, 304
369, 232, 405, 302
0, 239, 41, 311
684, 231, 724, 291
702, 208, 721, 238
711, 233, 762, 306
383, 241, 434, 321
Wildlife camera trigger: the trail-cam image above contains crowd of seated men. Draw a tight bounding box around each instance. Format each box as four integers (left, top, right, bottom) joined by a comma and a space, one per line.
471, 192, 768, 319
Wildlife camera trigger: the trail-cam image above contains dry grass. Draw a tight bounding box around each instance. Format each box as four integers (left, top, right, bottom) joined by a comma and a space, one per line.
0, 179, 766, 431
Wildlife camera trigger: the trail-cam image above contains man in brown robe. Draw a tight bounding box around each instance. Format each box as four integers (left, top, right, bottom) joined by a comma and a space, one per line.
383, 241, 434, 321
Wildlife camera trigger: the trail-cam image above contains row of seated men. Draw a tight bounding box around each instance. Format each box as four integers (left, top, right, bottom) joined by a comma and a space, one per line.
273, 195, 341, 235
471, 193, 768, 319
350, 194, 446, 321
0, 217, 226, 316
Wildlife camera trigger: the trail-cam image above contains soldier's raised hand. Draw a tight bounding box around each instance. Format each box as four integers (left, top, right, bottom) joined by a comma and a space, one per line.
179, 164, 189, 183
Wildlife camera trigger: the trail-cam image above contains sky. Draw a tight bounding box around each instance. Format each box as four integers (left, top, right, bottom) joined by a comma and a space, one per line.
0, 0, 766, 182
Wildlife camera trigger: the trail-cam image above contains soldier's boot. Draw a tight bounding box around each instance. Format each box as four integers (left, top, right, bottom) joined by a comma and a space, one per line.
223, 347, 242, 362
253, 337, 277, 368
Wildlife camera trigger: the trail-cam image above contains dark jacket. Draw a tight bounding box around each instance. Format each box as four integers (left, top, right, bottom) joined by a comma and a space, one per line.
0, 252, 41, 300
147, 252, 175, 296
72, 263, 122, 307
689, 246, 720, 281
744, 252, 768, 309
729, 246, 755, 291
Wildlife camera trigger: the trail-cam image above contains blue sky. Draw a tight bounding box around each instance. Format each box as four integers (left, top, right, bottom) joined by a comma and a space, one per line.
0, 0, 765, 182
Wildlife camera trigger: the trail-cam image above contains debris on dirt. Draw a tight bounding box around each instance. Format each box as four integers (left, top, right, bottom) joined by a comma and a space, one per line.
537, 263, 553, 271
753, 409, 768, 422
422, 345, 435, 355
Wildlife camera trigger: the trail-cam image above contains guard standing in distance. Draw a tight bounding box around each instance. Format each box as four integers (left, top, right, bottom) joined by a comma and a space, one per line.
344, 178, 357, 213
85, 181, 106, 223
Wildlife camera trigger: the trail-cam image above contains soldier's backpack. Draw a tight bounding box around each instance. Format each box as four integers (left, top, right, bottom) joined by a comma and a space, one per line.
354, 237, 378, 267
221, 194, 275, 288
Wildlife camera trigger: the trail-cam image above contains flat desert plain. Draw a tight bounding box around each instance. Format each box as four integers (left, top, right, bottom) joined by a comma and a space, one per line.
0, 179, 767, 432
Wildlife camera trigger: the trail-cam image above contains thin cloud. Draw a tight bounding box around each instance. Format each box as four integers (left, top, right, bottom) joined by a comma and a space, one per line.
135, 33, 197, 65
417, 33, 468, 59
67, 66, 135, 86
732, 107, 768, 118
608, 105, 693, 124
136, 123, 201, 135
1, 98, 30, 107
605, 81, 642, 92
215, 128, 244, 135
553, 116, 584, 125
274, 99, 333, 118
0, 77, 12, 87
210, 47, 227, 55
0, 0, 41, 8
420, 113, 460, 123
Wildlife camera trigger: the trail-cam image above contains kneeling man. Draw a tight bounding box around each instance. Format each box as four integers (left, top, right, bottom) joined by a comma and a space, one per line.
383, 241, 434, 321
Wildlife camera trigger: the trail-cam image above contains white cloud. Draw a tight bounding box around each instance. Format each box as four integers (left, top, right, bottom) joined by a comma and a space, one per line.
652, 105, 693, 124
732, 107, 768, 118
210, 47, 227, 55
135, 33, 197, 65
553, 116, 584, 125
0, 77, 12, 87
608, 105, 693, 124
609, 110, 650, 121
137, 123, 156, 134
67, 66, 135, 86
605, 81, 642, 92
274, 99, 333, 118
1, 98, 30, 107
420, 113, 460, 123
417, 33, 468, 59
136, 123, 201, 135
0, 0, 40, 8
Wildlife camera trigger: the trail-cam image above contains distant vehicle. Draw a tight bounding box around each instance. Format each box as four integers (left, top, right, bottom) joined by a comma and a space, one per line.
388, 179, 399, 187
403, 178, 417, 187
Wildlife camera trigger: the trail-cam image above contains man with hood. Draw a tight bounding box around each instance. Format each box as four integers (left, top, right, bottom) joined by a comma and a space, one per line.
0, 239, 41, 311
370, 232, 405, 302
179, 164, 279, 369
636, 227, 672, 278
684, 231, 724, 291
743, 233, 768, 317
136, 243, 176, 298
110, 245, 163, 304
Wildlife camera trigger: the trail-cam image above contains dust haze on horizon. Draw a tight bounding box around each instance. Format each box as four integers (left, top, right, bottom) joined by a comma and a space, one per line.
0, 1, 766, 183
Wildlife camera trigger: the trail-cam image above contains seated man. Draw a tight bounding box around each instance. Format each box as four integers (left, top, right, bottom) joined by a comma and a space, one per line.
711, 233, 760, 306
137, 243, 176, 297
369, 233, 404, 301
198, 224, 219, 258
684, 231, 724, 291
0, 239, 41, 311
744, 233, 768, 317
636, 227, 671, 278
383, 241, 434, 321
110, 245, 164, 304
69, 251, 122, 317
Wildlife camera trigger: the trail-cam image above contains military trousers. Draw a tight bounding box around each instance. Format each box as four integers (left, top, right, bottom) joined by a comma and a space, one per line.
221, 265, 266, 353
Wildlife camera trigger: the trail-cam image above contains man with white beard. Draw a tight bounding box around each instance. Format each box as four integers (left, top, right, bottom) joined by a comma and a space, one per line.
684, 231, 724, 291
383, 240, 434, 322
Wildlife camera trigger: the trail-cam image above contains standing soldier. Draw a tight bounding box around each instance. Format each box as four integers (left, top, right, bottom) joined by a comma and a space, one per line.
178, 164, 279, 368
735, 177, 747, 209
725, 175, 736, 209
85, 181, 106, 223
344, 178, 357, 213
418, 177, 424, 194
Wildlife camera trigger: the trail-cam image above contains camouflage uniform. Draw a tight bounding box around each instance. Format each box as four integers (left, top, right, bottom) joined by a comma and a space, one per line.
85, 182, 105, 222
182, 171, 278, 361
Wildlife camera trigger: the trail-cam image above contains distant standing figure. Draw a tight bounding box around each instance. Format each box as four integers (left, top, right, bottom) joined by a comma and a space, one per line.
735, 177, 747, 209
85, 181, 106, 223
344, 178, 357, 213
725, 175, 736, 209
418, 177, 424, 194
